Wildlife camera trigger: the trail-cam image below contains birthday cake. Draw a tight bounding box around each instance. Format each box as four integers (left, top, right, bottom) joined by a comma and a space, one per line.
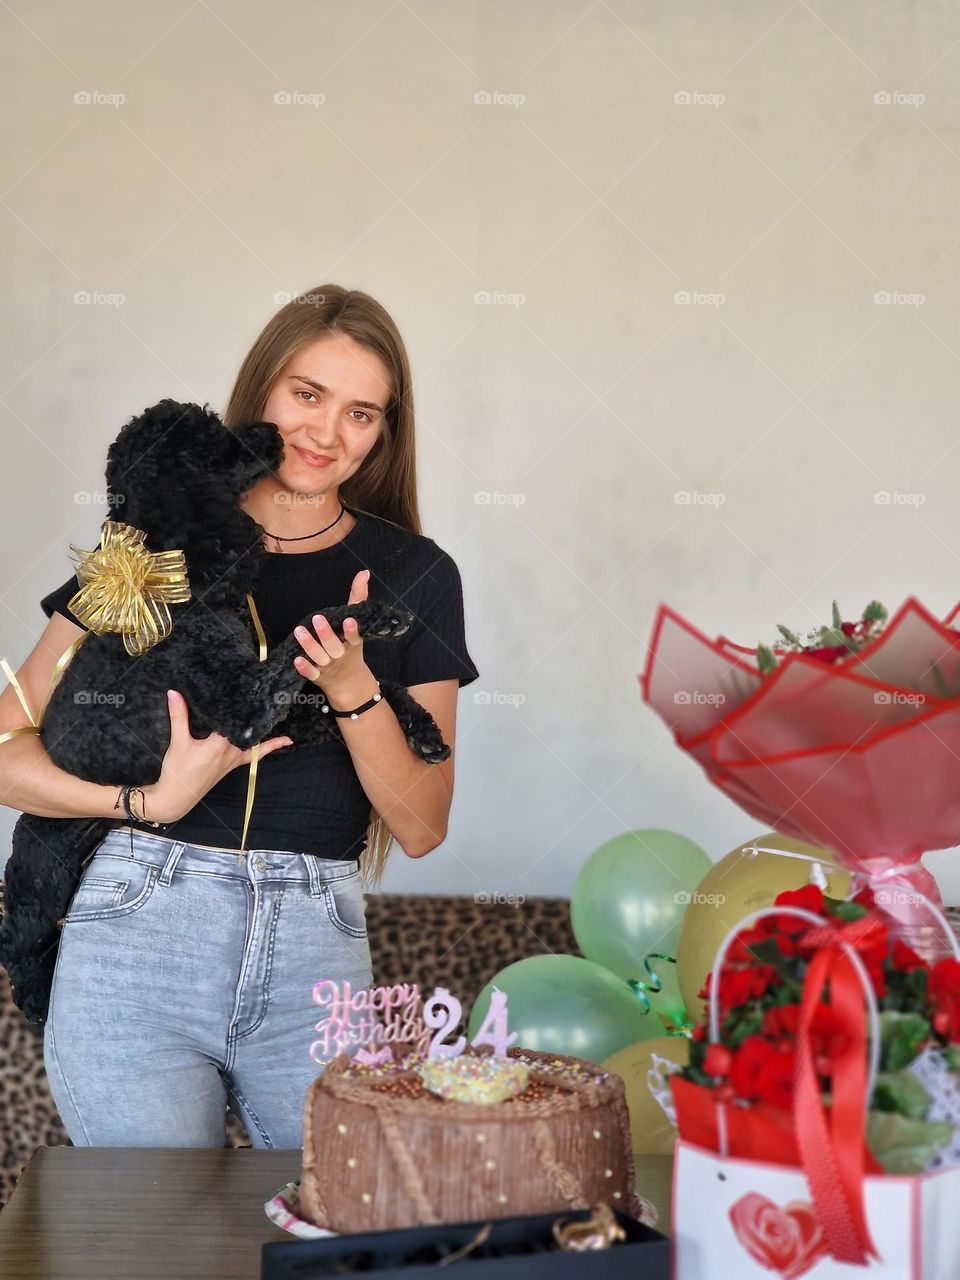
299, 1040, 643, 1234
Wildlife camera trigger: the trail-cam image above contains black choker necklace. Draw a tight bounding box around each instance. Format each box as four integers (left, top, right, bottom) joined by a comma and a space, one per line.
261, 502, 347, 552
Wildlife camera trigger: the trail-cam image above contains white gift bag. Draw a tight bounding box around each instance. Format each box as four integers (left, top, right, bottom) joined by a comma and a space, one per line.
673, 1137, 960, 1280
670, 900, 960, 1279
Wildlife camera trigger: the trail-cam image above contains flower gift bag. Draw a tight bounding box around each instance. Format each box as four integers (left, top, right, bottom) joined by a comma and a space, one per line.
673, 1139, 960, 1279
669, 893, 960, 1279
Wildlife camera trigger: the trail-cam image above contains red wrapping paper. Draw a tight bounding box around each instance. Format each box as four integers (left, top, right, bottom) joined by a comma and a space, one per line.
641, 596, 960, 958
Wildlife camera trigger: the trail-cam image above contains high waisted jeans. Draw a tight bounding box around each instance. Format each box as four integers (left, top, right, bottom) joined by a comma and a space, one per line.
43, 825, 373, 1149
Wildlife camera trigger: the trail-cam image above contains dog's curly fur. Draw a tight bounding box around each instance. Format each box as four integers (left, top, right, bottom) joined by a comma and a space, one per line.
0, 399, 450, 1025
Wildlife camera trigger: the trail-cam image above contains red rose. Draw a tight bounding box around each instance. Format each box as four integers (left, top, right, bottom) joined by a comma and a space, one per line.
756, 1052, 794, 1109
773, 884, 825, 916
806, 644, 848, 664
700, 964, 776, 1013
800, 621, 865, 666
763, 1003, 850, 1075
726, 885, 828, 963
928, 958, 960, 1042
729, 1193, 826, 1279
730, 1035, 795, 1109
762, 1004, 801, 1040
892, 939, 926, 973
703, 1044, 733, 1077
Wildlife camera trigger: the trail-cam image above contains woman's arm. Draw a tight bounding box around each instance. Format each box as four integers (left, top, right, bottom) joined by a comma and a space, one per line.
0, 613, 127, 819
324, 672, 459, 859
0, 617, 296, 823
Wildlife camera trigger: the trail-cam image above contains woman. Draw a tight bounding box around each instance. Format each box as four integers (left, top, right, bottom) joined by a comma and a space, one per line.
0, 285, 479, 1149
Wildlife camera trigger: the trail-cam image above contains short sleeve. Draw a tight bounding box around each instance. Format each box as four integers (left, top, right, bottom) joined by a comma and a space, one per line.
40, 575, 88, 630
399, 548, 479, 688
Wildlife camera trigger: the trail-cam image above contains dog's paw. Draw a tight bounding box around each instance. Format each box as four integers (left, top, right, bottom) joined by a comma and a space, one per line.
312, 599, 414, 641
411, 735, 452, 765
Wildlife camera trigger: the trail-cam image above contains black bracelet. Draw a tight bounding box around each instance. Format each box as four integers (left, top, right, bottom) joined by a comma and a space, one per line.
319, 682, 383, 720
113, 784, 163, 828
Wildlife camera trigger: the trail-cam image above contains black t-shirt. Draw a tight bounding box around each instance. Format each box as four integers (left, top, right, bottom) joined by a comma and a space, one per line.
39, 507, 479, 859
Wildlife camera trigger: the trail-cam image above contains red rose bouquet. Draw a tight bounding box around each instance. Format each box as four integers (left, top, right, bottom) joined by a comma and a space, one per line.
641, 596, 960, 962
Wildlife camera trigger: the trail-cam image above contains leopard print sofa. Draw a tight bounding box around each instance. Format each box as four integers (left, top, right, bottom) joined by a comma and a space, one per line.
0, 892, 579, 1209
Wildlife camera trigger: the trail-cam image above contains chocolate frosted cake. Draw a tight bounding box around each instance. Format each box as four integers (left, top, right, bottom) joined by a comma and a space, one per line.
299, 1041, 643, 1234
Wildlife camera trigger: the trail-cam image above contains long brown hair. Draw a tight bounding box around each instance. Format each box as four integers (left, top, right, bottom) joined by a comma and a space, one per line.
222, 285, 421, 890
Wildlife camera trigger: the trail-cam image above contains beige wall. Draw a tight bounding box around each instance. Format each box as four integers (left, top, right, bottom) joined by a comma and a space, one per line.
2, 2, 959, 899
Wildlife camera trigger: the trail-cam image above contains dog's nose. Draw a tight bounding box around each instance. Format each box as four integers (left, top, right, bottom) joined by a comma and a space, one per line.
232, 421, 284, 480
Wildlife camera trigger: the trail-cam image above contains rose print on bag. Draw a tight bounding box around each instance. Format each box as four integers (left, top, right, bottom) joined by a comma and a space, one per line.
729, 1192, 828, 1279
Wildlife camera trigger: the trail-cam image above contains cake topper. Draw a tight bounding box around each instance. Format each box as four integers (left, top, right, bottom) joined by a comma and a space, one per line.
310, 980, 517, 1065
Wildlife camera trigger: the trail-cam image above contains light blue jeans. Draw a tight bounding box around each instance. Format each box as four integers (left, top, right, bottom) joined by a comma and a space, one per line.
43, 825, 373, 1149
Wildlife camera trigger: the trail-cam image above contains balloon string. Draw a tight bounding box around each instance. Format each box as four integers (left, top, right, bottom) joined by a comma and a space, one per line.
627, 953, 696, 1037
627, 952, 674, 1011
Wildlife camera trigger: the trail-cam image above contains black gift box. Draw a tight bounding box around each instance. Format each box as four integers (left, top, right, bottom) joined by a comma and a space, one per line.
261, 1207, 670, 1278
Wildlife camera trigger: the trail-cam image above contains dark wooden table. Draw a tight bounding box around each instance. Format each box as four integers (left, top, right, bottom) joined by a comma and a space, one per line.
0, 1148, 673, 1278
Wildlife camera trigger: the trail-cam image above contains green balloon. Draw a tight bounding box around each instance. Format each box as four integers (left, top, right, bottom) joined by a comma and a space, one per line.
571, 829, 711, 982
467, 954, 660, 1062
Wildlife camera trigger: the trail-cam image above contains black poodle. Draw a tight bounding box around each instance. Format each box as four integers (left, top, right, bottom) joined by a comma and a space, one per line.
0, 399, 450, 1024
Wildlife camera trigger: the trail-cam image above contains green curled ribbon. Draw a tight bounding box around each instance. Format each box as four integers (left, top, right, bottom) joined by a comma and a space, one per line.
627, 953, 695, 1039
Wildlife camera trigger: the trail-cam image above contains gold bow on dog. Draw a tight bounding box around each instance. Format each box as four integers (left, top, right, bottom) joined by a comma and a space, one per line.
1, 523, 272, 856
67, 520, 191, 657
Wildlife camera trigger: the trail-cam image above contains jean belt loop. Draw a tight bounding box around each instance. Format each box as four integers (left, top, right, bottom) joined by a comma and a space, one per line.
157, 841, 186, 888
301, 853, 324, 899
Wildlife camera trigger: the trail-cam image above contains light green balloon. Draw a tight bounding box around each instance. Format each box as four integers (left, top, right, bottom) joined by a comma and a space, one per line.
467, 954, 661, 1062
571, 828, 711, 983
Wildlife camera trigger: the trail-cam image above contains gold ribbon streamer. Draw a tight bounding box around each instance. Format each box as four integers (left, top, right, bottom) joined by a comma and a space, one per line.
239, 592, 267, 858
0, 633, 90, 746
68, 520, 191, 657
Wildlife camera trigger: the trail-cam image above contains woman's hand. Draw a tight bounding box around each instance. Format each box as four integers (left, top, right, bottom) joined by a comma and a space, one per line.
293, 568, 377, 704
142, 689, 293, 824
